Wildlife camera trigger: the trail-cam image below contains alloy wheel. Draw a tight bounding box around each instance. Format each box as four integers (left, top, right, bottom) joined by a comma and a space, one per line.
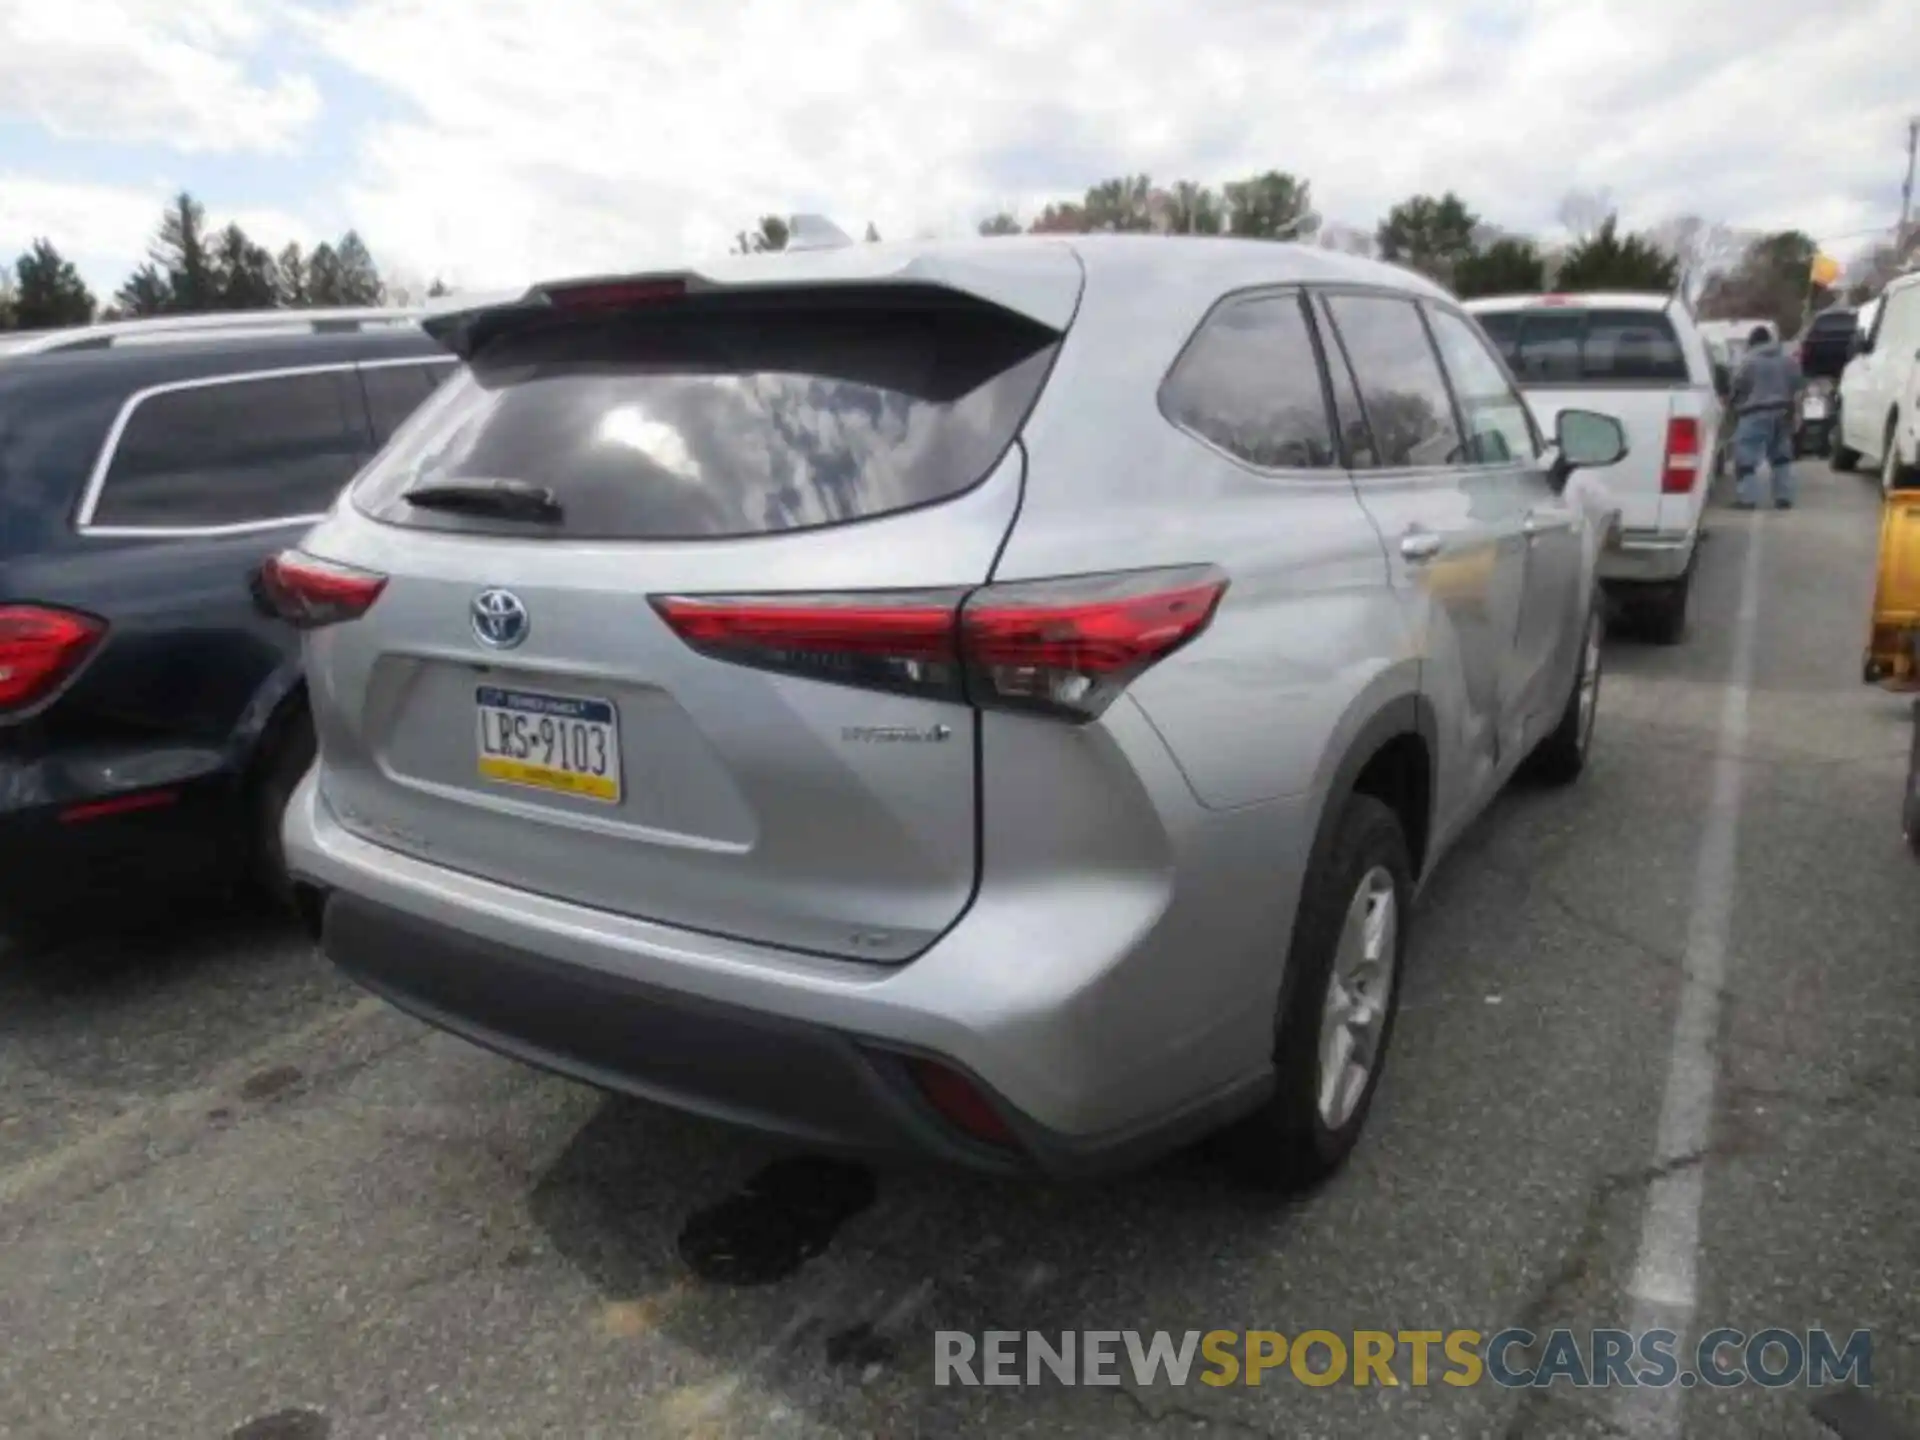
1316, 866, 1397, 1129
1577, 608, 1603, 757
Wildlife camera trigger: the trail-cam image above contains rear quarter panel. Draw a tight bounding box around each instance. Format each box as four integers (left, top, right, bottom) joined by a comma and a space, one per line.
986, 272, 1427, 1125
999, 278, 1415, 816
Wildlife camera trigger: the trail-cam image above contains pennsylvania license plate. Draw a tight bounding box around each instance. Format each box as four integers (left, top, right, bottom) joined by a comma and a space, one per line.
475, 686, 621, 803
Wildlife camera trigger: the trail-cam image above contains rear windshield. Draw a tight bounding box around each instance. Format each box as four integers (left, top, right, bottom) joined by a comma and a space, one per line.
352, 290, 1060, 540
1474, 307, 1690, 385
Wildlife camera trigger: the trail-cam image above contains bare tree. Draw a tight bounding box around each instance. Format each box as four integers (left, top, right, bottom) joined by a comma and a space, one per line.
1645, 215, 1751, 300
1556, 187, 1617, 245
1843, 239, 1913, 301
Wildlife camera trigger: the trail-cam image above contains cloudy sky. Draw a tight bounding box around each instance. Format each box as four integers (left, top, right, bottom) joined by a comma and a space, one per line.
0, 0, 1912, 300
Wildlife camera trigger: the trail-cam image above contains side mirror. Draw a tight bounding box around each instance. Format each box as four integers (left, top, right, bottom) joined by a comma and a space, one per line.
1550, 409, 1628, 490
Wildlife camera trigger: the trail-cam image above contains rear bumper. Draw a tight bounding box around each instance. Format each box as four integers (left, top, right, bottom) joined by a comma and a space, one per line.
0, 757, 236, 924
1599, 528, 1695, 585
286, 767, 1291, 1176
322, 889, 1016, 1164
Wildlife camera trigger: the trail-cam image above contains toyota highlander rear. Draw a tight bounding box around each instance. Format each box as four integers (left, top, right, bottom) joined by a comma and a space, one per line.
279, 247, 1268, 1168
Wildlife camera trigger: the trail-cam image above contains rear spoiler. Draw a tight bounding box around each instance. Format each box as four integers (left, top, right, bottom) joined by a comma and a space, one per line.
422, 276, 697, 359
422, 243, 1085, 361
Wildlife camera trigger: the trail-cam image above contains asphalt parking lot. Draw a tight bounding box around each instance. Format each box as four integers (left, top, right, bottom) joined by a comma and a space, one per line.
3, 461, 1917, 1440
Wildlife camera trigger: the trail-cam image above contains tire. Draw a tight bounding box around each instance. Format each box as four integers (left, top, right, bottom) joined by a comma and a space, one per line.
1905, 768, 1920, 857
1640, 569, 1690, 646
1528, 599, 1602, 785
1905, 703, 1920, 858
1224, 793, 1412, 1190
248, 703, 317, 907
1882, 418, 1914, 495
1832, 400, 1859, 471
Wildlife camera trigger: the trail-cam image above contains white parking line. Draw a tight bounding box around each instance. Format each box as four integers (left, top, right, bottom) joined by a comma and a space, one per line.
1616, 521, 1766, 1438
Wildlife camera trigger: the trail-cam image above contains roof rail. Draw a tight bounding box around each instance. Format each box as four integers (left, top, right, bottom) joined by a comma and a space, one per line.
4, 307, 426, 357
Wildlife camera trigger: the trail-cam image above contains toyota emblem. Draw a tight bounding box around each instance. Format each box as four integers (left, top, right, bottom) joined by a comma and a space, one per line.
471, 589, 530, 649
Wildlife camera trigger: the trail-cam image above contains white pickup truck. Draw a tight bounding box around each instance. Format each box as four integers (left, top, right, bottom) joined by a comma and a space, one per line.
1467, 292, 1724, 644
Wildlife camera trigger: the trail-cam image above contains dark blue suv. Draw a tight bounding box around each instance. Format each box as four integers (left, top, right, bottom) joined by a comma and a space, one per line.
0, 315, 455, 927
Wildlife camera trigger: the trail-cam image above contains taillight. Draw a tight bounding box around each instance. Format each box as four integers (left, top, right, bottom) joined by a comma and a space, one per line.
0, 605, 105, 712
960, 568, 1228, 718
647, 590, 963, 700
258, 550, 388, 629
1661, 416, 1701, 495
650, 565, 1228, 722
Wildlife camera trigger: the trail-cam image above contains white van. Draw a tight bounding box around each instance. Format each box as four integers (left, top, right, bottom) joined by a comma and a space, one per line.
1836, 272, 1920, 492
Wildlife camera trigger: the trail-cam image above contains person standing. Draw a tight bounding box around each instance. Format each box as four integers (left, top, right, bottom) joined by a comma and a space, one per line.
1729, 323, 1803, 510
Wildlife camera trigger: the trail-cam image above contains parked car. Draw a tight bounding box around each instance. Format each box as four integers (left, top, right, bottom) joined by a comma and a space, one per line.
1836, 273, 1920, 492
1468, 292, 1721, 644
1792, 305, 1859, 384
1795, 376, 1840, 458
0, 311, 457, 929
277, 236, 1625, 1185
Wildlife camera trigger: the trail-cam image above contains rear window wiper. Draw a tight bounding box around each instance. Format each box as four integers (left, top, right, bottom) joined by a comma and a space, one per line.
401, 478, 564, 522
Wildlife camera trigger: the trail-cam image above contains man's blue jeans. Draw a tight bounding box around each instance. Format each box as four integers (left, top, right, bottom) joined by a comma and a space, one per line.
1734, 408, 1794, 505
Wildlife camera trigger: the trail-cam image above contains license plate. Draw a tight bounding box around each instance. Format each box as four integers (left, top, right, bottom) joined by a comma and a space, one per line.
1802, 396, 1829, 419
475, 686, 621, 803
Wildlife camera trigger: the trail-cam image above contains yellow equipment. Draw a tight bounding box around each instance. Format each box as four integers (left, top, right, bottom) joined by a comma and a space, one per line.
1865, 491, 1920, 689
1864, 489, 1920, 852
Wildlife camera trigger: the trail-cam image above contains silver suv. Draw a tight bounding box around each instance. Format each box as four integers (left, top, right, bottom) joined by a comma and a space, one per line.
276, 236, 1625, 1185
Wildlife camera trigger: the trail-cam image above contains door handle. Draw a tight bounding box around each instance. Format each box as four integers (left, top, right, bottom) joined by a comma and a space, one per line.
1399, 530, 1444, 562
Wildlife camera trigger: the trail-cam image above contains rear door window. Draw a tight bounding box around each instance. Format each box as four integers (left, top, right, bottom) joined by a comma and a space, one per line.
1424, 306, 1540, 465
1159, 292, 1337, 469
362, 360, 458, 446
1477, 307, 1689, 384
1311, 295, 1379, 469
90, 369, 370, 529
352, 292, 1060, 539
1320, 293, 1465, 469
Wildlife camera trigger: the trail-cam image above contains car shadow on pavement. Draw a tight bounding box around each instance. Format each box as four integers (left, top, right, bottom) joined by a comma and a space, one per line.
1, 889, 291, 989
523, 1091, 1331, 1432
0, 893, 357, 1102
